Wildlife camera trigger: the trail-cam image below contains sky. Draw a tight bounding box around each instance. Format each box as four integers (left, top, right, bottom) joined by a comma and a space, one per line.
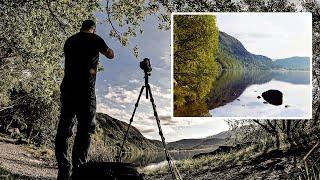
93, 11, 312, 142
216, 13, 312, 59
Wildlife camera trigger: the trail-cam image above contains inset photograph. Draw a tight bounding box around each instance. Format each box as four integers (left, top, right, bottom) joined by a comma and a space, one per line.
173, 13, 312, 118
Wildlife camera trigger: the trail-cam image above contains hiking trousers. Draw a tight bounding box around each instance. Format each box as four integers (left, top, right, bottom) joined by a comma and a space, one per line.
55, 88, 96, 180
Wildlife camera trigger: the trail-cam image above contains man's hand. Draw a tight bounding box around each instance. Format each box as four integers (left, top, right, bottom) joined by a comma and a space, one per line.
102, 48, 114, 59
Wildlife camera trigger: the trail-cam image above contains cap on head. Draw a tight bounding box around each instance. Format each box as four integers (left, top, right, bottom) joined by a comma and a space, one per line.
81, 20, 96, 31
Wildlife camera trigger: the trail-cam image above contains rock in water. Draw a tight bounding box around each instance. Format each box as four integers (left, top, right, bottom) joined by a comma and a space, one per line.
262, 90, 283, 106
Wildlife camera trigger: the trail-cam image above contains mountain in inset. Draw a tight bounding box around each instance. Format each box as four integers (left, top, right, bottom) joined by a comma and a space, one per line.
219, 31, 273, 70
273, 56, 310, 70
218, 32, 309, 71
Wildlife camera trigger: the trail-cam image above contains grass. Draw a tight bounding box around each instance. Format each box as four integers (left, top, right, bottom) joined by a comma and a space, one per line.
141, 145, 262, 176
0, 167, 28, 180
0, 168, 12, 179
25, 145, 55, 164
299, 162, 320, 180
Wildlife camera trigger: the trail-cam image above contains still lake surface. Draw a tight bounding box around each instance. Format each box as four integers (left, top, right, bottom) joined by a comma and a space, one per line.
207, 70, 311, 118
123, 149, 212, 168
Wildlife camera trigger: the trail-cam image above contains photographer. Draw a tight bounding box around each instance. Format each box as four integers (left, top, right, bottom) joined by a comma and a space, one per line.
55, 20, 114, 180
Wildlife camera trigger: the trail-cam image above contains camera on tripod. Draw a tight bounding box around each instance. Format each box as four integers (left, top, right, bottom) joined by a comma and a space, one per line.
140, 58, 152, 74
116, 57, 181, 180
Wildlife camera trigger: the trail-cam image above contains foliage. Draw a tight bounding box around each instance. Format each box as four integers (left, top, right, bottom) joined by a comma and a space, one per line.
103, 0, 239, 57
218, 31, 274, 70
105, 0, 171, 58
0, 0, 100, 146
216, 48, 243, 70
174, 100, 210, 117
173, 15, 219, 114
239, 0, 296, 12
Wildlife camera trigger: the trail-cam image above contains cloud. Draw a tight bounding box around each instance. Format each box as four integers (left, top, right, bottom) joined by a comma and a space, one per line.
148, 115, 176, 125
134, 124, 157, 133
97, 103, 131, 121
128, 79, 140, 84
104, 84, 171, 105
104, 86, 148, 104
149, 84, 171, 100
151, 48, 171, 72
159, 49, 171, 66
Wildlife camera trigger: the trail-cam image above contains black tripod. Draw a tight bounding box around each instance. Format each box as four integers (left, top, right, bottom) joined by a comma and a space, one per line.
116, 71, 181, 180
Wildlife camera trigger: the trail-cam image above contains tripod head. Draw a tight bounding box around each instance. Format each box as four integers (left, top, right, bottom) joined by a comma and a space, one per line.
140, 58, 152, 99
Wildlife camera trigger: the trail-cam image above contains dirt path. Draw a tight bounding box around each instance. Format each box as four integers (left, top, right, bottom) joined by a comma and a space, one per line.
0, 142, 57, 179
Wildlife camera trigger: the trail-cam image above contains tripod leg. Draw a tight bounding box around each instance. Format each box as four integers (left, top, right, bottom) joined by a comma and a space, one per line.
146, 84, 178, 180
116, 86, 145, 162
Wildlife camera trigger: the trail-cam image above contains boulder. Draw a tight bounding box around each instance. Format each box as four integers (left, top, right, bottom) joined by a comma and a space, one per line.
262, 90, 283, 106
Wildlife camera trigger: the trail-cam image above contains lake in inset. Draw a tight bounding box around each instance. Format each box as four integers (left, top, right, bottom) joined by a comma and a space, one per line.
207, 70, 311, 118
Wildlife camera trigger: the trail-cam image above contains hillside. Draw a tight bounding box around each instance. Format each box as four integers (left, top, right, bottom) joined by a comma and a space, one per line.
218, 32, 310, 71
96, 113, 161, 149
90, 113, 162, 161
205, 130, 232, 140
273, 56, 310, 70
218, 31, 273, 70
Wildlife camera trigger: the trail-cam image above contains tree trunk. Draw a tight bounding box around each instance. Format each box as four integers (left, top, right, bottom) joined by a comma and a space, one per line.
275, 132, 280, 149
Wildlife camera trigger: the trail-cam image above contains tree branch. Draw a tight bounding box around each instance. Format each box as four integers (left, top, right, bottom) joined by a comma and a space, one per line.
45, 0, 67, 34
253, 119, 273, 133
106, 0, 122, 41
0, 105, 15, 112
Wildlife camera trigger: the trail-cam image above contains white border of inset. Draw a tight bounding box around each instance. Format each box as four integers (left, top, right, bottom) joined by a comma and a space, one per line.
171, 12, 313, 120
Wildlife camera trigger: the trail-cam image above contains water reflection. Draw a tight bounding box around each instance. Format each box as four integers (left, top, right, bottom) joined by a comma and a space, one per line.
208, 70, 310, 117
174, 70, 311, 117
123, 149, 212, 167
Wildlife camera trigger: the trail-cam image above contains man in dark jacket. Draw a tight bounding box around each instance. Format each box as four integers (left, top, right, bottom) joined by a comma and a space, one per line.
55, 20, 114, 180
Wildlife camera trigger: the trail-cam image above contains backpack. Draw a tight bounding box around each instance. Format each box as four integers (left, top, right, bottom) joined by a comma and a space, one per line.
72, 162, 144, 180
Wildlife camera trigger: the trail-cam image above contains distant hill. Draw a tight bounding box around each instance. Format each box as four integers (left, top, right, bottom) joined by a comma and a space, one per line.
219, 31, 273, 70
167, 138, 225, 150
167, 130, 231, 150
273, 56, 310, 70
205, 130, 232, 140
218, 32, 309, 71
